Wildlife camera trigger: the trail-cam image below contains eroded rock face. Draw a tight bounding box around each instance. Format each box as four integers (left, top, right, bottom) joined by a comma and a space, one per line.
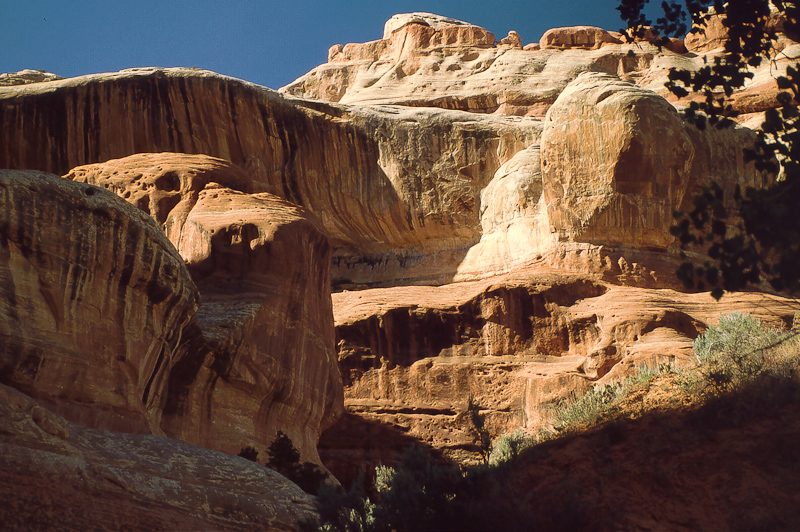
0, 170, 201, 434
323, 268, 799, 476
541, 72, 695, 249
0, 69, 539, 286
0, 383, 316, 532
539, 26, 622, 49
281, 15, 711, 117
66, 153, 343, 463
282, 12, 797, 123
456, 144, 553, 277
282, 27, 673, 117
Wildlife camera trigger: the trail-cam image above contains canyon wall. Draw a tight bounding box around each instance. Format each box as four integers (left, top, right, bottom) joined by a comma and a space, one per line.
1, 10, 797, 508
0, 69, 539, 286
0, 165, 341, 466
67, 153, 343, 462
0, 169, 202, 434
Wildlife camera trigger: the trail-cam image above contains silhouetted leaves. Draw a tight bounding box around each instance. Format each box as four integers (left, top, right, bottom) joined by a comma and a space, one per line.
621, 0, 800, 297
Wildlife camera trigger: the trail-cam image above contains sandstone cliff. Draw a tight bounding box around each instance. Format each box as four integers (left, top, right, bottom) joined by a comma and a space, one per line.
0, 166, 341, 467
0, 169, 201, 434
280, 11, 784, 123
66, 153, 343, 462
0, 68, 539, 286
1, 11, 796, 527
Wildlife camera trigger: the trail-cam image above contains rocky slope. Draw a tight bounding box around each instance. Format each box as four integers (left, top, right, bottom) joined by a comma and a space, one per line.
0, 383, 316, 532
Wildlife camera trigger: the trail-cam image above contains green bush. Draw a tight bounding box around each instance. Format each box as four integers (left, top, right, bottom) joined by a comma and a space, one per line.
306, 445, 539, 532
550, 363, 673, 435
489, 429, 528, 465
693, 313, 788, 393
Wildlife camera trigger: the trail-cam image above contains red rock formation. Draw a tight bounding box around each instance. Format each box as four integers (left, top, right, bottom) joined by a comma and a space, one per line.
322, 268, 798, 473
684, 13, 729, 52
0, 69, 539, 286
541, 72, 695, 249
0, 169, 201, 434
66, 153, 343, 464
539, 26, 623, 49
2, 13, 797, 504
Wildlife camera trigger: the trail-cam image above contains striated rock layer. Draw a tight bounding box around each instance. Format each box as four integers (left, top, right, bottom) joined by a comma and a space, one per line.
322, 268, 799, 477
0, 383, 316, 532
0, 169, 201, 434
0, 68, 540, 286
67, 153, 343, 463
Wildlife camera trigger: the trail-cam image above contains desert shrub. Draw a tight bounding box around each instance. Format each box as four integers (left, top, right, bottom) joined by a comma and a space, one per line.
306, 445, 539, 532
302, 472, 375, 532
550, 363, 674, 435
489, 429, 528, 465
693, 313, 789, 393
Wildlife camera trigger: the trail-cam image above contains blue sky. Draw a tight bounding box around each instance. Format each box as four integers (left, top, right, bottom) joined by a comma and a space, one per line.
2, 1, 657, 89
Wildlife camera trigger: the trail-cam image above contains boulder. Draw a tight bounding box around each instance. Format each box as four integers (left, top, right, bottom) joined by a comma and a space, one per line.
684, 14, 729, 52
0, 69, 62, 86
539, 26, 622, 50
0, 383, 316, 532
540, 72, 695, 249
383, 12, 472, 39
0, 170, 201, 434
67, 153, 344, 464
499, 30, 523, 47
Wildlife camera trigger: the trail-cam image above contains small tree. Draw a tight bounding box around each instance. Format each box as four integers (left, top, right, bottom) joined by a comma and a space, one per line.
238, 445, 259, 462
267, 430, 301, 472
467, 396, 492, 464
266, 430, 327, 495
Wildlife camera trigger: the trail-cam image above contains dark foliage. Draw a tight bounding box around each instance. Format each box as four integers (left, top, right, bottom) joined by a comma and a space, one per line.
467, 396, 493, 464
266, 431, 327, 495
619, 0, 800, 298
238, 445, 259, 462
305, 445, 547, 532
267, 430, 302, 471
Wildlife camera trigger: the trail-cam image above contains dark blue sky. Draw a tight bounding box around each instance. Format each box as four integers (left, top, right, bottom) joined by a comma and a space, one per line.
3, 1, 660, 89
